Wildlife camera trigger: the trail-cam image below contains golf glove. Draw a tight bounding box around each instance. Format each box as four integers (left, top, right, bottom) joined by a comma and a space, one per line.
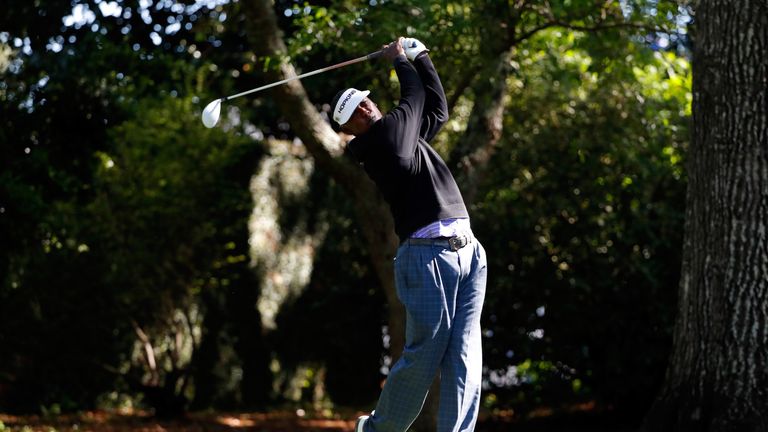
401, 38, 428, 61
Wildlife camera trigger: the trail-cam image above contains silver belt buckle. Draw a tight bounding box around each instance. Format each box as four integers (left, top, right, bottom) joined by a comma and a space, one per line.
448, 235, 468, 251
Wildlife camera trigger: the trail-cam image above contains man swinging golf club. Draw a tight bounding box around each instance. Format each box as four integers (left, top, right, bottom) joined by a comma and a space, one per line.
332, 37, 487, 432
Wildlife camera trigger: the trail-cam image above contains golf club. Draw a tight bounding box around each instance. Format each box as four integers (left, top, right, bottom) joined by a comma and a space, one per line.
202, 49, 384, 128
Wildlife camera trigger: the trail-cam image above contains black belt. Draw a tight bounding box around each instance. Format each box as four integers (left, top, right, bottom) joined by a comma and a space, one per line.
406, 235, 472, 251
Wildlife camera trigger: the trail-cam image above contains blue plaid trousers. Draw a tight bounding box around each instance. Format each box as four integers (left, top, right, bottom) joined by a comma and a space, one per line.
366, 237, 487, 432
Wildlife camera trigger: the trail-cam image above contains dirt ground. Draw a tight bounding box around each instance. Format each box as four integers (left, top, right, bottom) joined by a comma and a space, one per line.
1, 410, 359, 432
0, 408, 637, 432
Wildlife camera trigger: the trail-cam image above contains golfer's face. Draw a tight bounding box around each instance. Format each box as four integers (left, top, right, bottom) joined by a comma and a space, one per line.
343, 98, 380, 135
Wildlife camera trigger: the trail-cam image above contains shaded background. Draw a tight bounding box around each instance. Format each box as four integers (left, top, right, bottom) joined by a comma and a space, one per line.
0, 0, 691, 429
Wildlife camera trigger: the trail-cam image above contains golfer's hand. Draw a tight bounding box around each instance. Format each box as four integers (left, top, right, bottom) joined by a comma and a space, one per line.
381, 37, 406, 61
401, 38, 428, 61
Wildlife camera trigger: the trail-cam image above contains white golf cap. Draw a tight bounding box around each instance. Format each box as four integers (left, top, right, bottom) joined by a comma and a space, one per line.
333, 88, 370, 125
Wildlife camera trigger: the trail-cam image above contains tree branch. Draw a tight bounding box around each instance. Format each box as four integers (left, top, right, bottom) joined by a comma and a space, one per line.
513, 18, 670, 45
240, 0, 403, 359
446, 63, 483, 113
512, 21, 558, 45
552, 20, 671, 34
512, 0, 672, 45
241, 0, 352, 178
131, 319, 159, 383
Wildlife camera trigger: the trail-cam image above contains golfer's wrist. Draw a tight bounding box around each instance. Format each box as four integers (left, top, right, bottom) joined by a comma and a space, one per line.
392, 53, 407, 63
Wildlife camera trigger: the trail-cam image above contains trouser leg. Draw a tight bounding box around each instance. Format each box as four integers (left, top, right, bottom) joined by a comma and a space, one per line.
366, 243, 459, 432
438, 241, 487, 432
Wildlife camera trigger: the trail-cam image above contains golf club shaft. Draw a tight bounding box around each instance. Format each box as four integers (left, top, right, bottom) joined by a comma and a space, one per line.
223, 50, 383, 102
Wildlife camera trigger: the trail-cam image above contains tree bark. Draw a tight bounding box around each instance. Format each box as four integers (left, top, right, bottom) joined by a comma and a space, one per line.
449, 48, 513, 207
240, 0, 404, 367
448, 1, 515, 209
644, 1, 768, 431
191, 288, 223, 409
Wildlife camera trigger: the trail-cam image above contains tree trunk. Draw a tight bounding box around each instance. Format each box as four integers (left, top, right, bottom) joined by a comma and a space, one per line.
644, 1, 768, 430
230, 265, 272, 408
448, 0, 515, 208
449, 49, 512, 207
190, 287, 223, 410
240, 0, 404, 369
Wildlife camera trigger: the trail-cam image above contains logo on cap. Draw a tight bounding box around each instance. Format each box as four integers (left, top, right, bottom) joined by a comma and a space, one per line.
333, 88, 370, 125
337, 89, 357, 114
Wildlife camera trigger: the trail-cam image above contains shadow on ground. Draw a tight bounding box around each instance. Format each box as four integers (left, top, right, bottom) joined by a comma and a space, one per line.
0, 409, 640, 432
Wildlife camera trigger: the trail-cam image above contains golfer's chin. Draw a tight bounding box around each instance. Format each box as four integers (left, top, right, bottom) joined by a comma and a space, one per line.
366, 113, 382, 128
344, 118, 376, 136
358, 117, 379, 134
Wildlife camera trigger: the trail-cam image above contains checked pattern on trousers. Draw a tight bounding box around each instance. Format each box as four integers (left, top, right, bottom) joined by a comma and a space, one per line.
364, 237, 487, 432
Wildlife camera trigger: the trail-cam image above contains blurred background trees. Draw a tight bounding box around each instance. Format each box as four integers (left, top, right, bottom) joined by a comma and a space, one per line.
1, 0, 691, 428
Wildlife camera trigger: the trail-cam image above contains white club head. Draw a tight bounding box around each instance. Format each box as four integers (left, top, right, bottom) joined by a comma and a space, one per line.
202, 99, 222, 128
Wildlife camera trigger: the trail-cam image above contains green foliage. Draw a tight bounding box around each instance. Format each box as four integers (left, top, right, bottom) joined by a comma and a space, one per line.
85, 96, 261, 414
1, 0, 691, 423
475, 28, 689, 416
88, 96, 258, 313
0, 0, 254, 412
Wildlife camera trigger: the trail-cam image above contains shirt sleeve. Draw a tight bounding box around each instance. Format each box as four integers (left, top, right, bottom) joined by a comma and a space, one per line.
381, 54, 426, 158
413, 53, 448, 143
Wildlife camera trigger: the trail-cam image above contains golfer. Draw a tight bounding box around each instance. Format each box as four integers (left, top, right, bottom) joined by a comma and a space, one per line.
331, 37, 487, 432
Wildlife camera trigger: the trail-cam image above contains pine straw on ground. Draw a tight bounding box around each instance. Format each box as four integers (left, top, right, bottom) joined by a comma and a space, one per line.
0, 405, 636, 432
2, 410, 355, 432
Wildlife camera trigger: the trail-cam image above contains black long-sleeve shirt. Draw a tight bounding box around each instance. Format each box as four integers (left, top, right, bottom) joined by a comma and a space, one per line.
348, 53, 468, 242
